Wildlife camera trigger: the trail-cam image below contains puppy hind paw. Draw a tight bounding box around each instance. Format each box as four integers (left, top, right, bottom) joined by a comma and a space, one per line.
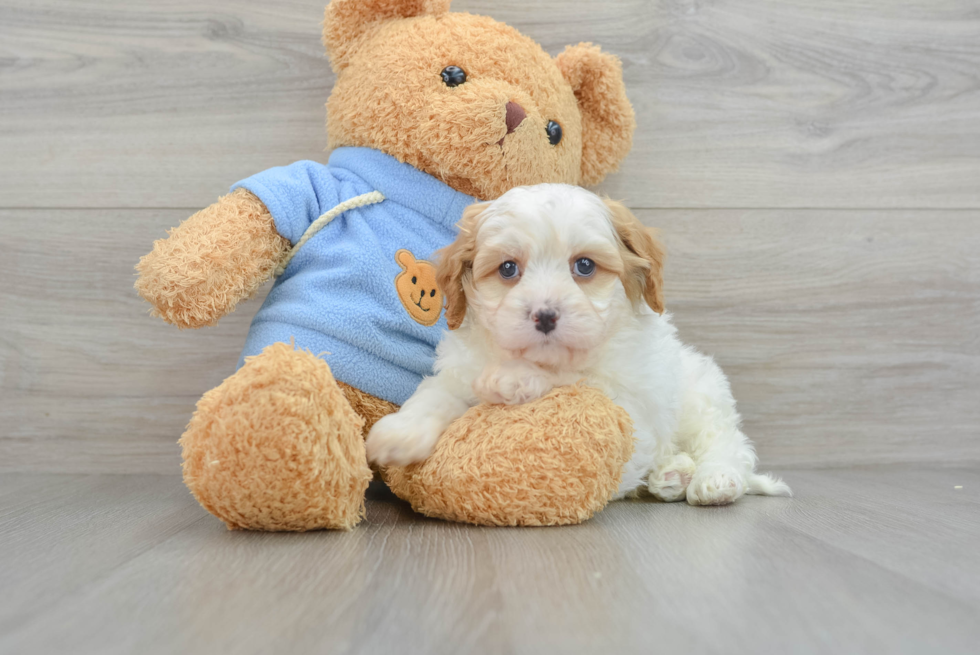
648, 453, 696, 503
686, 465, 745, 506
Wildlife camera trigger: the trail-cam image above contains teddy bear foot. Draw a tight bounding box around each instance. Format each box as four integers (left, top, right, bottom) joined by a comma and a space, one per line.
180, 342, 372, 531
382, 385, 635, 526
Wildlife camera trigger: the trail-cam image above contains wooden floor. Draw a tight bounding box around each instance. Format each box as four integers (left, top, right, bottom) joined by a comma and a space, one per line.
1, 467, 978, 654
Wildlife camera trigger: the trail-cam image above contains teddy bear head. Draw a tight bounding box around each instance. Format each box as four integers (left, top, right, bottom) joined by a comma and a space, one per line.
323, 0, 636, 200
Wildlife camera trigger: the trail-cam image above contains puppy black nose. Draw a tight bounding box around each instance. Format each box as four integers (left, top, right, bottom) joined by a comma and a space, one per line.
533, 309, 558, 334
505, 101, 526, 134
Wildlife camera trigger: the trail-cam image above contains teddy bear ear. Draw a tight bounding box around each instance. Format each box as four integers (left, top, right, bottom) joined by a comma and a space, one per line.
323, 0, 453, 71
556, 43, 636, 187
395, 249, 415, 269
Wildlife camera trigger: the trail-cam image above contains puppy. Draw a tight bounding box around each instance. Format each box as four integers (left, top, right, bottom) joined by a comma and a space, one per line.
366, 184, 790, 505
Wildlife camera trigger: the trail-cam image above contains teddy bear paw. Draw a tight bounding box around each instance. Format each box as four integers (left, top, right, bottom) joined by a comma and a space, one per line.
180, 342, 371, 531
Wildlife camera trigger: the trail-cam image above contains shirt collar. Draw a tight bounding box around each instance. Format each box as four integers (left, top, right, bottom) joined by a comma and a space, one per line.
328, 147, 476, 230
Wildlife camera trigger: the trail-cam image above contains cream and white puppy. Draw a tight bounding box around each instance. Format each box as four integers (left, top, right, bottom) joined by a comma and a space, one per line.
366, 184, 790, 505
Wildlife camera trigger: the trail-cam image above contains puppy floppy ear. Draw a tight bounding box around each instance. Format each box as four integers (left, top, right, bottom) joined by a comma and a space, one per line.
323, 0, 452, 72
605, 199, 665, 314
436, 202, 487, 330
556, 44, 636, 187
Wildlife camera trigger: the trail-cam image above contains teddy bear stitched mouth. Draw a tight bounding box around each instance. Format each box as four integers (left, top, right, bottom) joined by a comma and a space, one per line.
412, 294, 430, 311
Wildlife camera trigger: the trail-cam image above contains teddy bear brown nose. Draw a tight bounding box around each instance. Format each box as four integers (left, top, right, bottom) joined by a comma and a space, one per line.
505, 101, 526, 134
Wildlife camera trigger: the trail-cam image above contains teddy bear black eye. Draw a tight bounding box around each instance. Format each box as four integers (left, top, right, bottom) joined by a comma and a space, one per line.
546, 120, 563, 146
411, 276, 417, 284
430, 289, 436, 297
499, 261, 520, 280
441, 66, 467, 87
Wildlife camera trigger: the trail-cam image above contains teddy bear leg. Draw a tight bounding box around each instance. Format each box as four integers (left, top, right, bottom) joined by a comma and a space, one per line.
335, 380, 399, 436
180, 342, 373, 531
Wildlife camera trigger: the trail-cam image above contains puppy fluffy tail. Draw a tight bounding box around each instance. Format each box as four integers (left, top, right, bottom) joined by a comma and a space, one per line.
747, 473, 792, 497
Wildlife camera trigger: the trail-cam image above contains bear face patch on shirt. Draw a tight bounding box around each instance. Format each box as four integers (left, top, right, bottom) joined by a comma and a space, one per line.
394, 249, 443, 327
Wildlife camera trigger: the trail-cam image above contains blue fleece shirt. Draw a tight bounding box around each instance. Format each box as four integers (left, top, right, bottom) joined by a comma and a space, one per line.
231, 147, 474, 405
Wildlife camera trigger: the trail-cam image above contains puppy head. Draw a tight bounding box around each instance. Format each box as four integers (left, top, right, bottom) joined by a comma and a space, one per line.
436, 185, 664, 367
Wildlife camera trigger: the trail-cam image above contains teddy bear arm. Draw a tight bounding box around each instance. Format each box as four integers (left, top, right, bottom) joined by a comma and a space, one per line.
134, 188, 290, 329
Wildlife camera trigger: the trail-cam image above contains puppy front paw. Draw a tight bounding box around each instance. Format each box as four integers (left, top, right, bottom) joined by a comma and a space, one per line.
473, 361, 553, 405
366, 413, 443, 467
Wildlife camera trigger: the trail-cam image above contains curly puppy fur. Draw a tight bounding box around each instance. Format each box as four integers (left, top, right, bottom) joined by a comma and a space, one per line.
369, 184, 791, 507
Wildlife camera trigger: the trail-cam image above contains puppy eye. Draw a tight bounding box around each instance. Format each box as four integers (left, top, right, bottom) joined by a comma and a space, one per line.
546, 120, 563, 146
573, 257, 595, 277
498, 260, 520, 280
441, 66, 467, 87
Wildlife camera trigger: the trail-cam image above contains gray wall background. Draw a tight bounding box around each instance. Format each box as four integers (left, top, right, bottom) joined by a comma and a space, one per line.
1, 0, 978, 473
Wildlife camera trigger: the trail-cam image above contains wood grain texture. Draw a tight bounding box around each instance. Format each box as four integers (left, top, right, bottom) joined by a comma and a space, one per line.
1, 469, 978, 654
1, 208, 977, 473
2, 0, 980, 209
651, 209, 980, 467
0, 474, 204, 636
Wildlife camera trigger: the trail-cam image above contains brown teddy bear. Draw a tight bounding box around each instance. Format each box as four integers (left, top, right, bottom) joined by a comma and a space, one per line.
135, 0, 636, 530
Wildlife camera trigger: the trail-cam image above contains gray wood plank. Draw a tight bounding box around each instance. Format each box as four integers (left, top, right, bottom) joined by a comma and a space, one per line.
2, 208, 978, 473
770, 467, 980, 605
654, 209, 980, 468
0, 469, 978, 654
0, 474, 205, 636
2, 1, 979, 209
0, 208, 255, 473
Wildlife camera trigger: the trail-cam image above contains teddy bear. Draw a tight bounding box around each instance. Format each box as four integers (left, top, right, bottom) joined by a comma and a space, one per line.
135, 0, 636, 530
